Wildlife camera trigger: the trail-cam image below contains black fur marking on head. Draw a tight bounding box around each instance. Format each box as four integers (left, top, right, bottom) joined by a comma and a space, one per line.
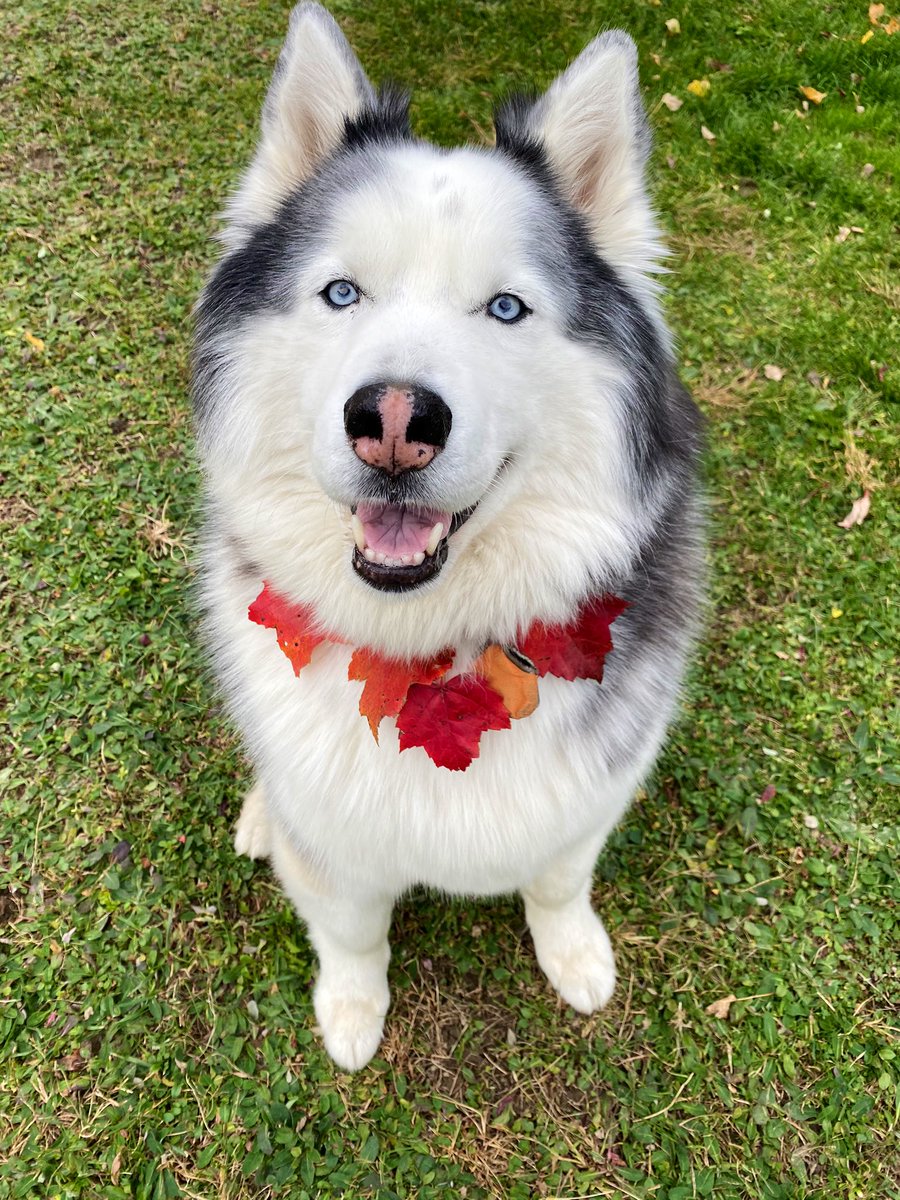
342, 83, 413, 151
490, 106, 702, 497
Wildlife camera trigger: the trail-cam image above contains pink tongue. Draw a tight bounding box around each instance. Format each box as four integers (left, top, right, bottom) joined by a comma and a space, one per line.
356, 503, 452, 556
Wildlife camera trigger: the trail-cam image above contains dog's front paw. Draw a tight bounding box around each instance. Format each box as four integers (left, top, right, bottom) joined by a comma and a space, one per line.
529, 908, 616, 1014
234, 784, 271, 860
314, 979, 390, 1072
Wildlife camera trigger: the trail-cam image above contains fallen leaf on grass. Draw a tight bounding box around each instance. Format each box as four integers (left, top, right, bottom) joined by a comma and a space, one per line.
700, 124, 716, 142
837, 489, 871, 529
835, 225, 864, 243
869, 3, 885, 22
886, 16, 900, 33
706, 994, 738, 1019
24, 330, 45, 352
763, 364, 785, 381
799, 86, 827, 105
687, 78, 711, 97
662, 92, 683, 111
861, 28, 875, 42
861, 162, 875, 177
707, 58, 733, 72
665, 18, 681, 35
759, 785, 777, 804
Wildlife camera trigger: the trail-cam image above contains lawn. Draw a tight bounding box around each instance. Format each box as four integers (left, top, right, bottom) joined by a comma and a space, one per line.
1, 0, 898, 1197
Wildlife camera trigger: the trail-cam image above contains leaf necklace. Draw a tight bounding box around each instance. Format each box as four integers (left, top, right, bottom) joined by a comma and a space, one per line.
249, 583, 627, 771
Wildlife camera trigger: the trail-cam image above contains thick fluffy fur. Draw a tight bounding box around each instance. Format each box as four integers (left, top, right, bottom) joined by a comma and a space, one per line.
194, 3, 703, 1070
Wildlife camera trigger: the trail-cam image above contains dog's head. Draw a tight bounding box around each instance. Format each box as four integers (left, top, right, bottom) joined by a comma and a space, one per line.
195, 3, 688, 654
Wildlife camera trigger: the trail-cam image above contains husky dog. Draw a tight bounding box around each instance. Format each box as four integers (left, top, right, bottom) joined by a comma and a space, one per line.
193, 2, 702, 1070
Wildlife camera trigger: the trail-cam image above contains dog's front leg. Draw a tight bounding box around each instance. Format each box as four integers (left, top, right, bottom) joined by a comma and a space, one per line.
268, 830, 392, 1072
522, 834, 616, 1015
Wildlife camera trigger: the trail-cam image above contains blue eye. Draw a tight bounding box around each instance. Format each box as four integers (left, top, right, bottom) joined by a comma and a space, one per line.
323, 279, 360, 308
487, 293, 528, 323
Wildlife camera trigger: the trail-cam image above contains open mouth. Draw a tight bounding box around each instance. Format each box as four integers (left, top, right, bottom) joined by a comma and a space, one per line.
350, 501, 475, 591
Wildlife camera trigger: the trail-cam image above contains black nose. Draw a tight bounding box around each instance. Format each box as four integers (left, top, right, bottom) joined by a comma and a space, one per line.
344, 382, 452, 475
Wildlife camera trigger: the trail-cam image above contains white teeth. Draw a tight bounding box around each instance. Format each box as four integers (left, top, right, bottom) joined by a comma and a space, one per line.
363, 547, 376, 563
425, 523, 444, 557
411, 552, 424, 566
375, 552, 387, 565
351, 514, 366, 552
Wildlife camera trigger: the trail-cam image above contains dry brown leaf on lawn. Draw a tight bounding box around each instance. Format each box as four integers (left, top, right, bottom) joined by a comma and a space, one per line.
701, 124, 716, 142
706, 994, 738, 1019
662, 92, 683, 111
869, 3, 885, 22
837, 490, 871, 529
666, 18, 681, 35
687, 78, 711, 97
763, 364, 785, 381
835, 226, 851, 243
799, 86, 827, 105
861, 162, 875, 177
885, 16, 900, 33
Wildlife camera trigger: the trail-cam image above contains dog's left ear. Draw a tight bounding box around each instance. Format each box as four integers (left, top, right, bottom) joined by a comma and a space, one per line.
223, 2, 375, 246
498, 32, 663, 287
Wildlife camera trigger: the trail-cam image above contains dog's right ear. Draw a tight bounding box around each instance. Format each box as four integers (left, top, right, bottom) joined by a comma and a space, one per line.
222, 3, 374, 246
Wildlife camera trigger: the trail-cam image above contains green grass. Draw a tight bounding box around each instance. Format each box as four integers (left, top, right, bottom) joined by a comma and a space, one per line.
1, 0, 898, 1196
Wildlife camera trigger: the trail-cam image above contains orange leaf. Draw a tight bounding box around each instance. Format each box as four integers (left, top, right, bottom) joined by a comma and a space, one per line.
475, 644, 539, 720
869, 3, 885, 22
799, 86, 826, 105
349, 646, 453, 740
248, 582, 327, 675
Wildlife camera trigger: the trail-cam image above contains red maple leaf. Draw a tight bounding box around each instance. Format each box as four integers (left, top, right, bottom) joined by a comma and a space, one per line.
348, 646, 454, 740
397, 676, 510, 771
248, 582, 328, 675
519, 595, 628, 683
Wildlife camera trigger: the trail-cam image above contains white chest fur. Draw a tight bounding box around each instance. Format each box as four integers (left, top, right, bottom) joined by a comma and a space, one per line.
214, 571, 656, 898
